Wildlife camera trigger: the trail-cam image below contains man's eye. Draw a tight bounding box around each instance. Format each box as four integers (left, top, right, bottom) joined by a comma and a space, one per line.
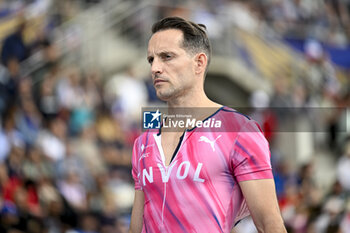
162, 54, 172, 60
161, 54, 172, 61
148, 58, 153, 64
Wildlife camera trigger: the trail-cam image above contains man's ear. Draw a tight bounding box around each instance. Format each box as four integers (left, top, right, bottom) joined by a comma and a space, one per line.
194, 53, 207, 75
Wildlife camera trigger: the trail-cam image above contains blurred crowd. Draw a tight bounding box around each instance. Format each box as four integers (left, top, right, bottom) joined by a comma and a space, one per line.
267, 140, 350, 233
159, 0, 350, 46
225, 0, 350, 46
0, 60, 145, 232
0, 0, 350, 233
248, 64, 349, 233
0, 1, 155, 233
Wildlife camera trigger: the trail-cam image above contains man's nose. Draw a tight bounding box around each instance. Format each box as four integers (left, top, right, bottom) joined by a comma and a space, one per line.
151, 58, 162, 76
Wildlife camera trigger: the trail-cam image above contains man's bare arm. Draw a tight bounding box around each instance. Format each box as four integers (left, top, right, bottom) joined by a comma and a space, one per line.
239, 179, 287, 233
129, 190, 145, 233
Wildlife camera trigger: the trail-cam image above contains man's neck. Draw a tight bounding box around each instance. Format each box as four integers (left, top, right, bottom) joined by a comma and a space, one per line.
164, 92, 222, 130
167, 91, 220, 109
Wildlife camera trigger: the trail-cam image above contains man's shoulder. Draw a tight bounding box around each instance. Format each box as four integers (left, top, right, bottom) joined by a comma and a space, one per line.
217, 106, 253, 129
219, 107, 266, 136
219, 106, 251, 120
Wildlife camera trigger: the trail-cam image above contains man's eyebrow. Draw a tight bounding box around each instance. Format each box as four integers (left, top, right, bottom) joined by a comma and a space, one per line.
147, 51, 175, 59
152, 50, 175, 55
159, 51, 175, 55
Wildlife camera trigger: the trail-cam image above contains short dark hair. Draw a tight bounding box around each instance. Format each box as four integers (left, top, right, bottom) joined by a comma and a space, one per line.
152, 17, 211, 73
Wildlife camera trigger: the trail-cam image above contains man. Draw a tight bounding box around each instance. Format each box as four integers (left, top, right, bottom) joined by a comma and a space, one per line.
1, 22, 29, 66
129, 17, 286, 233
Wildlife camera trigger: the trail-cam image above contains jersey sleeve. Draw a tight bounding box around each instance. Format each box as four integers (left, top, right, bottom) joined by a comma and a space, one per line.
131, 137, 142, 190
230, 120, 273, 182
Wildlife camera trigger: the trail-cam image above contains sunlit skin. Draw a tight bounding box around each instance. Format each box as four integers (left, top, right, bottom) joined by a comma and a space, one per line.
147, 29, 219, 108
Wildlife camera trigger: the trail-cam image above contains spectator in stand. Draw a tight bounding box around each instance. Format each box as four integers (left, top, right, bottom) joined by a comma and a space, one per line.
337, 137, 350, 191
0, 57, 21, 115
70, 125, 106, 177
58, 171, 88, 213
55, 141, 95, 193
1, 21, 30, 66
0, 201, 20, 233
0, 114, 25, 163
104, 66, 148, 125
37, 62, 61, 120
16, 96, 42, 146
56, 66, 85, 112
341, 199, 350, 233
36, 117, 67, 162
22, 146, 53, 183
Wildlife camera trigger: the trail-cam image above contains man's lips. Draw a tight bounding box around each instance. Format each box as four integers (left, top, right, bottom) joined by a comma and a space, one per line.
153, 79, 167, 85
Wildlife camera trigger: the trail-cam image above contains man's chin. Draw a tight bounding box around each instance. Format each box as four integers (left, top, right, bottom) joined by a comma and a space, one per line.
156, 91, 173, 102
156, 95, 171, 102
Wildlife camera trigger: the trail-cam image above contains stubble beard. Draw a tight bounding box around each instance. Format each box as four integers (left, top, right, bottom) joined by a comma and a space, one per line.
156, 85, 178, 101
157, 85, 194, 106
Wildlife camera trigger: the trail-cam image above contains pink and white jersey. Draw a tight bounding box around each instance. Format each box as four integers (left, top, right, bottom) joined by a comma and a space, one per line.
132, 106, 273, 233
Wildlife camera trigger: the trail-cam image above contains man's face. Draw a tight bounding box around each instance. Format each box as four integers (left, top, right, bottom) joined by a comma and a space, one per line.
147, 29, 196, 101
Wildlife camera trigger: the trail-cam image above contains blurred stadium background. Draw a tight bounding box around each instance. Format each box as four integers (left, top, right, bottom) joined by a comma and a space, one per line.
0, 0, 349, 232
